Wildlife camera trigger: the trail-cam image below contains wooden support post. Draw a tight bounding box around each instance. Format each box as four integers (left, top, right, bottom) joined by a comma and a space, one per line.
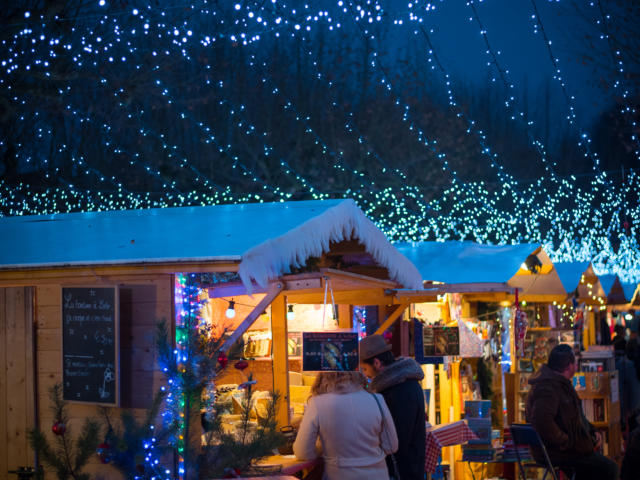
337, 304, 352, 329
400, 318, 409, 357
588, 310, 596, 347
438, 363, 453, 476
374, 304, 409, 336
450, 361, 462, 480
423, 364, 436, 425
271, 295, 290, 427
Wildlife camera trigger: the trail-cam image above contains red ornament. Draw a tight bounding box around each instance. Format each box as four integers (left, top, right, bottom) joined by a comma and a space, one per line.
217, 352, 228, 369
52, 421, 66, 436
97, 442, 111, 464
233, 359, 249, 371
382, 331, 393, 342
624, 221, 630, 230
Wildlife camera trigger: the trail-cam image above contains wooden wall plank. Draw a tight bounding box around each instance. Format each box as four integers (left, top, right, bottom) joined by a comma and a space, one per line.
0, 288, 7, 477
24, 287, 36, 467
37, 351, 60, 374
37, 329, 61, 351
6, 288, 29, 470
36, 305, 60, 330
36, 285, 60, 307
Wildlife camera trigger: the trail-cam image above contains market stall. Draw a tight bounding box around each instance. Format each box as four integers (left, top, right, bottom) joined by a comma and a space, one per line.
554, 261, 607, 348
0, 198, 422, 479
394, 241, 579, 479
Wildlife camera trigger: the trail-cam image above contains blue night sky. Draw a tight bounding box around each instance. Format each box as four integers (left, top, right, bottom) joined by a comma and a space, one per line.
1, 0, 639, 281
424, 1, 612, 131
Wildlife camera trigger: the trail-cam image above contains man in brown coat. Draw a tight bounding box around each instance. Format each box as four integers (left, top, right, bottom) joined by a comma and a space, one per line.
525, 344, 618, 479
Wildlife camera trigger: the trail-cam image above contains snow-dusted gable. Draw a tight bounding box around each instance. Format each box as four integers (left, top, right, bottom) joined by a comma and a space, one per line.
238, 199, 422, 291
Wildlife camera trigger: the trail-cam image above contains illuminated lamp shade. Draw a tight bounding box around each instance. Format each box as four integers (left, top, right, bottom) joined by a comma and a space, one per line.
226, 300, 236, 319
287, 305, 295, 321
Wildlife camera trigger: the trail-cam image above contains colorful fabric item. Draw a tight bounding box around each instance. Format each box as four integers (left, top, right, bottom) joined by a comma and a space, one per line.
424, 420, 478, 473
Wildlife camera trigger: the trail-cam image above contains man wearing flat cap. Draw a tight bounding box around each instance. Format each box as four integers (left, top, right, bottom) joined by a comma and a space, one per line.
360, 334, 426, 480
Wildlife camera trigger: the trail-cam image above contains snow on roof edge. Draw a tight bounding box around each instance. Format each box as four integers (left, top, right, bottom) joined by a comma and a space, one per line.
238, 199, 423, 292
0, 255, 243, 271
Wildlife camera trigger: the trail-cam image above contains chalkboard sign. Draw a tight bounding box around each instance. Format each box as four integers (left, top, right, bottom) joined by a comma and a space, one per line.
302, 332, 359, 371
62, 287, 118, 405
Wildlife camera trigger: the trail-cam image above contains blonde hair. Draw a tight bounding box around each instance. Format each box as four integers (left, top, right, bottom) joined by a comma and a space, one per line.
310, 371, 366, 396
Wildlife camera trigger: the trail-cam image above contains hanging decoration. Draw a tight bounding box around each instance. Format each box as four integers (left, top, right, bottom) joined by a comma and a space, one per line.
321, 276, 338, 330
513, 289, 529, 359
51, 421, 66, 436
96, 442, 112, 464
217, 352, 229, 369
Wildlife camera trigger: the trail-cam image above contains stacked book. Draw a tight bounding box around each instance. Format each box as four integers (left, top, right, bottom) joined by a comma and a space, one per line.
499, 428, 533, 462
462, 400, 496, 462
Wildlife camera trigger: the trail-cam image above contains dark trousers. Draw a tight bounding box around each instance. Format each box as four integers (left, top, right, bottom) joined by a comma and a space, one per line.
557, 453, 619, 480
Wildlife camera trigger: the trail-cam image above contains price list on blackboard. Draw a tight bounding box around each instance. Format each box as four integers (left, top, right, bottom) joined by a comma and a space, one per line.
62, 287, 118, 404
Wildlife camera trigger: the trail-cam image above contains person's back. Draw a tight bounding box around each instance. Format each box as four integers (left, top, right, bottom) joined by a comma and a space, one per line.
612, 324, 627, 352
374, 359, 426, 480
360, 335, 426, 480
621, 410, 640, 480
293, 371, 398, 480
311, 391, 392, 463
525, 344, 618, 479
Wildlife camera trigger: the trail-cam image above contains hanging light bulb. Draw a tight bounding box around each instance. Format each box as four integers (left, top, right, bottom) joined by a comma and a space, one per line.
226, 300, 236, 319
287, 305, 295, 321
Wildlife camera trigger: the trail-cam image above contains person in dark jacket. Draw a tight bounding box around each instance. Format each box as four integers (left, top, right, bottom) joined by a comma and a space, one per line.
359, 334, 426, 480
612, 324, 627, 352
621, 409, 640, 480
525, 344, 618, 479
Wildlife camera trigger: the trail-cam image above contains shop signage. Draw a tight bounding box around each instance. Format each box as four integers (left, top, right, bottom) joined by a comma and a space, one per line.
62, 287, 118, 405
302, 331, 359, 371
414, 320, 460, 364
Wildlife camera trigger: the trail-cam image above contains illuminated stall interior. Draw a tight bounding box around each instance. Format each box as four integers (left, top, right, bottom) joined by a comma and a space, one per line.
177, 266, 419, 438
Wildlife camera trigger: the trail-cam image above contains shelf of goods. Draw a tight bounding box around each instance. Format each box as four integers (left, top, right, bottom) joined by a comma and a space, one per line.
574, 371, 621, 461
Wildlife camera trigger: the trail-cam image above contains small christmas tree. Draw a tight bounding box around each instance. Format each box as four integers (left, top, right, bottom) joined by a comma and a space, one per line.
28, 384, 101, 480
167, 273, 284, 478
98, 389, 177, 479
199, 368, 283, 478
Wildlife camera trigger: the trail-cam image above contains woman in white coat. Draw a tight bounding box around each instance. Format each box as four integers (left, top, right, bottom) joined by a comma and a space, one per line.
293, 371, 398, 480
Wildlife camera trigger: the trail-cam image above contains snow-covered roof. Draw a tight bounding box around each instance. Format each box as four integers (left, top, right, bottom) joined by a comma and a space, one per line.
598, 274, 618, 297
599, 274, 637, 304
623, 282, 638, 304
394, 241, 540, 284
554, 261, 592, 293
0, 199, 422, 291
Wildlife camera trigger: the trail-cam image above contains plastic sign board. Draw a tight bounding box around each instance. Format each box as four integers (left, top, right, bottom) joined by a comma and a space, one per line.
302, 332, 359, 371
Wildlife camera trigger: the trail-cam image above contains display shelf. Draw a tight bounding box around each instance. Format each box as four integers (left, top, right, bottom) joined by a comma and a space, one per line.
575, 371, 621, 461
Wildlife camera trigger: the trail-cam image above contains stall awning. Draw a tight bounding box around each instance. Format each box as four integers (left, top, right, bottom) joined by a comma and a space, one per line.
0, 199, 422, 291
